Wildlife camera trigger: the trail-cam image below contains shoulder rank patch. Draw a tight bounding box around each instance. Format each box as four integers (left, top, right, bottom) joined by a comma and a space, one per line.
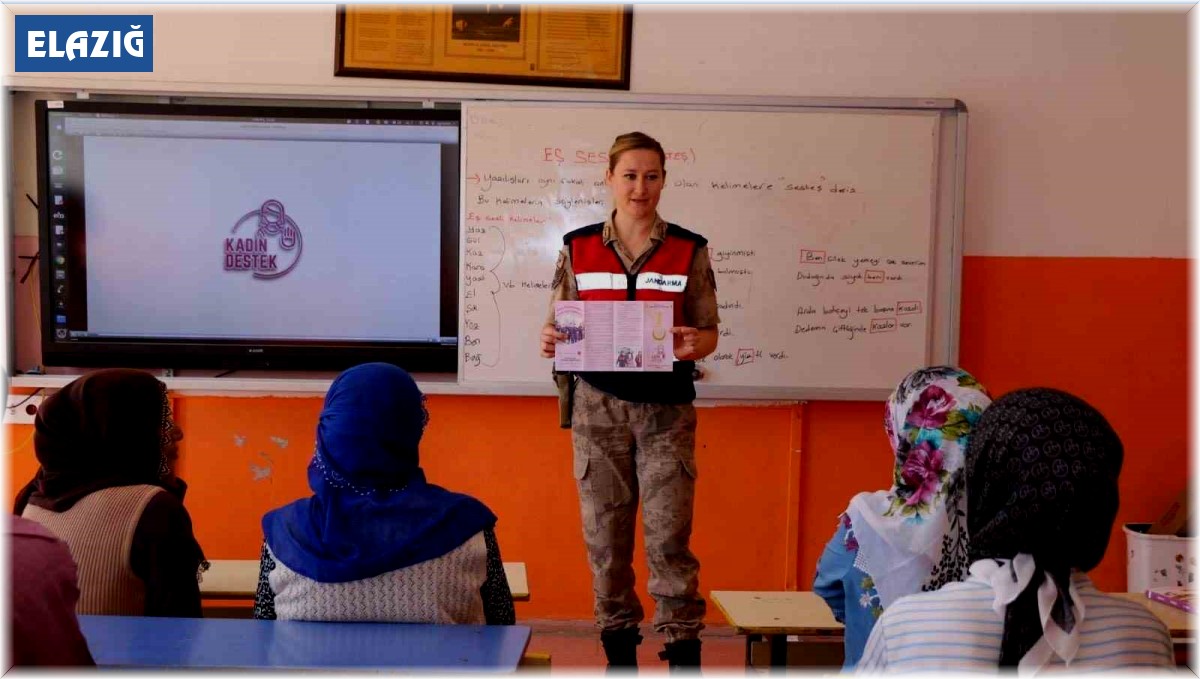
552, 251, 567, 290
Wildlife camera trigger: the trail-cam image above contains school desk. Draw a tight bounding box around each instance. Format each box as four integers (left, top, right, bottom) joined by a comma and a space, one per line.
711, 590, 1194, 669
77, 615, 531, 671
710, 590, 843, 669
201, 559, 531, 601
1111, 592, 1194, 639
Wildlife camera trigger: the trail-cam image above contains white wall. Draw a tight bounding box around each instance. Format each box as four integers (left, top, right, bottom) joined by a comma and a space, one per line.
5, 4, 1187, 258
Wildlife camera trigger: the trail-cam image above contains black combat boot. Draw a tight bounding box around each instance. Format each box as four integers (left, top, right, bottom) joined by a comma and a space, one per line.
601, 627, 643, 672
659, 638, 701, 672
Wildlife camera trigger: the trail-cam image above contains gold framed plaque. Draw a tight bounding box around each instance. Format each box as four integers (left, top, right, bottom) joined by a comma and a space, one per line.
335, 5, 632, 90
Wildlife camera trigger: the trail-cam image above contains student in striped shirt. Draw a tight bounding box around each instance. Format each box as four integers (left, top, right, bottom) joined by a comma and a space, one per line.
858, 387, 1175, 673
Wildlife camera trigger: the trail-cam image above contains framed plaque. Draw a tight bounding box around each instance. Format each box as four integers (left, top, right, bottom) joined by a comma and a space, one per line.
336, 5, 632, 90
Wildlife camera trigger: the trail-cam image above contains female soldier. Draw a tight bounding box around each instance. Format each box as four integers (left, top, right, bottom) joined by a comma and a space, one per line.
540, 131, 720, 670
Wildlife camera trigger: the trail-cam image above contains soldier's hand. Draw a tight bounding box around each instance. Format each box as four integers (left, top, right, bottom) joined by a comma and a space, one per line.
671, 326, 700, 360
540, 322, 565, 358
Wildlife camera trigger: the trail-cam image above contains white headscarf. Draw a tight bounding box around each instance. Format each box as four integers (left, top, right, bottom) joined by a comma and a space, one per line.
970, 556, 1086, 675
844, 366, 992, 609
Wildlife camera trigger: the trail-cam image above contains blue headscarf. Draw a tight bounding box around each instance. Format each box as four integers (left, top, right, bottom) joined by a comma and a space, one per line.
261, 363, 497, 583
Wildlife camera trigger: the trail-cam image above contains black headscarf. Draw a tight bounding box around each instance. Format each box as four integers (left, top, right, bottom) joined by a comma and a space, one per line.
13, 369, 182, 514
965, 387, 1124, 666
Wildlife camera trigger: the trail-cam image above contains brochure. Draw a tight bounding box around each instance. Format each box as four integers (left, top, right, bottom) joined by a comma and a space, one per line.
553, 300, 674, 372
1146, 587, 1195, 613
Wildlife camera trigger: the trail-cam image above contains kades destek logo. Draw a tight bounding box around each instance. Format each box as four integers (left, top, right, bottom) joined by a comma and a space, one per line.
224, 199, 303, 280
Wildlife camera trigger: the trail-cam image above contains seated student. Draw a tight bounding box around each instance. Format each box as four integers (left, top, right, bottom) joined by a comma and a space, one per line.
254, 362, 515, 624
14, 369, 207, 617
9, 515, 94, 667
858, 387, 1174, 672
813, 366, 992, 668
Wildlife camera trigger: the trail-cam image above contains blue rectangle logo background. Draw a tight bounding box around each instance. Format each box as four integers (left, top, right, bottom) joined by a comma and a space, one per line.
16, 15, 153, 72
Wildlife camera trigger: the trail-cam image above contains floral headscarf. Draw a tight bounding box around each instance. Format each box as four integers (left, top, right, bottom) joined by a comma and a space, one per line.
844, 366, 992, 609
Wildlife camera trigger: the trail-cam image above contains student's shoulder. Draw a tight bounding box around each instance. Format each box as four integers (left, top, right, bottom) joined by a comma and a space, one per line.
135, 487, 196, 537
11, 514, 62, 543
145, 486, 188, 512
1084, 590, 1172, 629
10, 516, 73, 562
883, 581, 993, 616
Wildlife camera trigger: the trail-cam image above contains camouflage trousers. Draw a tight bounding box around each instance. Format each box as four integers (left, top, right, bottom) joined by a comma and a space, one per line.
571, 379, 706, 643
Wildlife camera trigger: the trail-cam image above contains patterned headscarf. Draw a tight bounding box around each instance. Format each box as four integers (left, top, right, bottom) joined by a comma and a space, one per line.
262, 363, 497, 583
845, 366, 992, 609
14, 369, 181, 514
12, 369, 207, 580
965, 388, 1123, 670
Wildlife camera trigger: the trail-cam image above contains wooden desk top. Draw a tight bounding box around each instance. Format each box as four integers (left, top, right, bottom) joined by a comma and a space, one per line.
1111, 592, 1194, 639
712, 591, 1193, 639
710, 591, 844, 637
201, 559, 530, 602
79, 615, 531, 670
503, 562, 530, 601
200, 560, 261, 599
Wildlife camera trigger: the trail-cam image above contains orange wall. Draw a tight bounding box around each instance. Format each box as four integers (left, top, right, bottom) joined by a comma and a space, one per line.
6, 255, 1188, 619
795, 255, 1189, 593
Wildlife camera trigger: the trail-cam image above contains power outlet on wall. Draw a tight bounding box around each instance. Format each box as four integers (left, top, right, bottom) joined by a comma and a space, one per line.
4, 394, 44, 425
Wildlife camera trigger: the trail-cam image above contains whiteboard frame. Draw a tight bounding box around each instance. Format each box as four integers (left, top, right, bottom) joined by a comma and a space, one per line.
4, 88, 965, 402
458, 97, 968, 402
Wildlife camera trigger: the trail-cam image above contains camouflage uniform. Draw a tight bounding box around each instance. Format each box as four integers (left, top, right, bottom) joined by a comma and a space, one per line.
548, 213, 719, 643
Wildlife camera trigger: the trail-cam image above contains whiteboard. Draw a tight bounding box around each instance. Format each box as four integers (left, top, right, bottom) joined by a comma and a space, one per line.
459, 101, 966, 400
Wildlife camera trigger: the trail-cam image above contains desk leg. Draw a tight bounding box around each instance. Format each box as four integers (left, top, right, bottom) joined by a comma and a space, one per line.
769, 634, 787, 670
745, 634, 758, 669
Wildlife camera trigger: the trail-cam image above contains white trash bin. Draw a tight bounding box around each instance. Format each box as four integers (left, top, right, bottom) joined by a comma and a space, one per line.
1124, 523, 1196, 592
